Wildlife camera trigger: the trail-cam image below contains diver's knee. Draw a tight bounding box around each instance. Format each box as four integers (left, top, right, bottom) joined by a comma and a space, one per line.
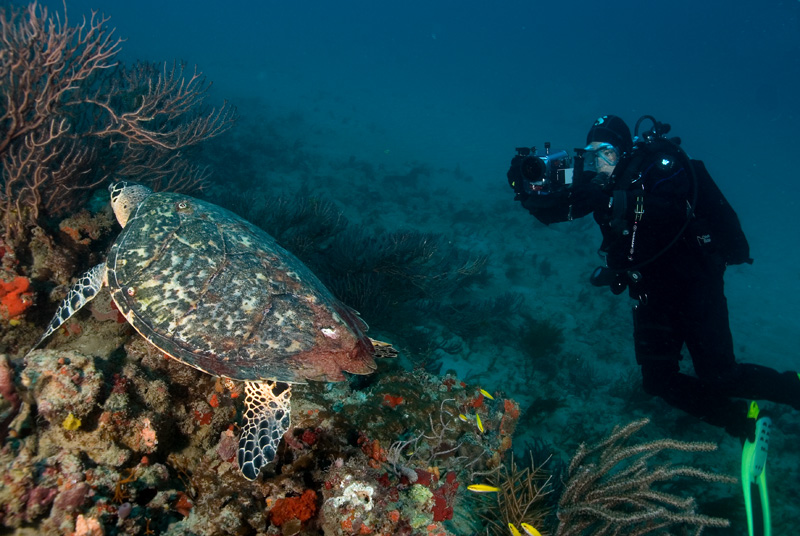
640, 362, 679, 396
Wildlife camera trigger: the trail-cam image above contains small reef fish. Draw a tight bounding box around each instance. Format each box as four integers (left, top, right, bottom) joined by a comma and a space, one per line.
467, 484, 500, 493
521, 523, 543, 536
479, 388, 494, 400
508, 523, 542, 536
476, 413, 484, 433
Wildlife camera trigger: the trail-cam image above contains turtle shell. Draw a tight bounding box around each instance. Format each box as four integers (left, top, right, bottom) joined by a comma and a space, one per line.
107, 192, 376, 383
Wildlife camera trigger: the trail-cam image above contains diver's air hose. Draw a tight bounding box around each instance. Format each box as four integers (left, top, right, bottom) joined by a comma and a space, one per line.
611, 118, 699, 276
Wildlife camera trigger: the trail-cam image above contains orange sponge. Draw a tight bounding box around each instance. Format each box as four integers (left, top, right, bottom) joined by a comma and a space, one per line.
269, 489, 317, 526
0, 276, 33, 319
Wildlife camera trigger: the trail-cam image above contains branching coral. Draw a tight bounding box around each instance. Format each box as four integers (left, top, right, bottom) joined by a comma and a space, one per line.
555, 418, 735, 536
479, 452, 553, 536
0, 2, 235, 267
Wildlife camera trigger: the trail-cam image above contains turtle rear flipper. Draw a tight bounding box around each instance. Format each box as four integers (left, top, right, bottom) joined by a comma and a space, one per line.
237, 380, 292, 480
27, 263, 106, 355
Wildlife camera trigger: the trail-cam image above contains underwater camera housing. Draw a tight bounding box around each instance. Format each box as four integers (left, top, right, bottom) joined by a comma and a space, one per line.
511, 142, 574, 196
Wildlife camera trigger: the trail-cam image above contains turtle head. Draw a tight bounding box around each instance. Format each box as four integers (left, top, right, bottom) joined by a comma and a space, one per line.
109, 181, 152, 228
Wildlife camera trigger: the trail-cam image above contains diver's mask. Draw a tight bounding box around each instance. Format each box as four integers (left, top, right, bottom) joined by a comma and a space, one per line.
583, 143, 620, 173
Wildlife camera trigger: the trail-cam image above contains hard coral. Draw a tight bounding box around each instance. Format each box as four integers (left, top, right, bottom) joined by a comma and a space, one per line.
0, 275, 32, 319
269, 489, 317, 526
21, 350, 104, 425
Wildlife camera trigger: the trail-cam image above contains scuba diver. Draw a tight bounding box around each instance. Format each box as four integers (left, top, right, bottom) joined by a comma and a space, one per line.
507, 114, 800, 442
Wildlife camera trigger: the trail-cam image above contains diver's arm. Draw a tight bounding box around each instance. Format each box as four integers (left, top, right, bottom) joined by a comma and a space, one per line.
518, 180, 607, 224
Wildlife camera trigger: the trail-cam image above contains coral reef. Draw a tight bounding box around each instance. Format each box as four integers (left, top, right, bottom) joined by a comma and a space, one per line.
0, 323, 520, 535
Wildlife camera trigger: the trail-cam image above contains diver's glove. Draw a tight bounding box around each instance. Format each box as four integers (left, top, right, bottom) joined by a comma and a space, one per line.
519, 190, 571, 225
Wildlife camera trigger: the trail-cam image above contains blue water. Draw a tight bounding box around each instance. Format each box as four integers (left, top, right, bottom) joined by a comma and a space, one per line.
40, 0, 798, 215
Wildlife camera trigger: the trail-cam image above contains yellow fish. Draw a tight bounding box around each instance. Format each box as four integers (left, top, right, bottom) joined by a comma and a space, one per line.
508, 524, 522, 536
458, 414, 469, 422
521, 523, 542, 536
467, 484, 500, 493
479, 388, 495, 400
476, 413, 484, 433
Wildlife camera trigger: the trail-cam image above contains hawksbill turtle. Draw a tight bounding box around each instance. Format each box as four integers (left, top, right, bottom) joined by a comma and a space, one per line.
30, 181, 393, 480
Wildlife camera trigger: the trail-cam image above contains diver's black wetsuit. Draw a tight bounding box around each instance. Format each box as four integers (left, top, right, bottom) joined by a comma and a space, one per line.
510, 140, 800, 438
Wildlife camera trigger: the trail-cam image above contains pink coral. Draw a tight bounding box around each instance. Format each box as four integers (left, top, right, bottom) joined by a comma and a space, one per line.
72, 514, 103, 536
216, 429, 237, 462
139, 417, 158, 451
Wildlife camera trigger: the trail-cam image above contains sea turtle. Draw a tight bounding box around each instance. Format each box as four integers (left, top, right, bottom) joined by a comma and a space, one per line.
30, 181, 393, 480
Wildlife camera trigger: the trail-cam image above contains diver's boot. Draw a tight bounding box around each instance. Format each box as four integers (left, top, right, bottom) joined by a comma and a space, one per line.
778, 371, 800, 410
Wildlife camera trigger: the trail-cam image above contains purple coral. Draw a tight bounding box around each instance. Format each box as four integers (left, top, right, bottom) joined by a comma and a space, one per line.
24, 486, 57, 521
217, 429, 238, 462
117, 502, 132, 520
48, 482, 89, 531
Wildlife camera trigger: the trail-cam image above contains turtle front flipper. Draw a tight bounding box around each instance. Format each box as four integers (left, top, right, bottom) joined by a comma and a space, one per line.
27, 263, 106, 355
237, 380, 292, 480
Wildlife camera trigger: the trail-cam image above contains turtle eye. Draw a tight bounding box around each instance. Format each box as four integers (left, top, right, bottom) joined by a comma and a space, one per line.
177, 201, 190, 210
126, 287, 136, 297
